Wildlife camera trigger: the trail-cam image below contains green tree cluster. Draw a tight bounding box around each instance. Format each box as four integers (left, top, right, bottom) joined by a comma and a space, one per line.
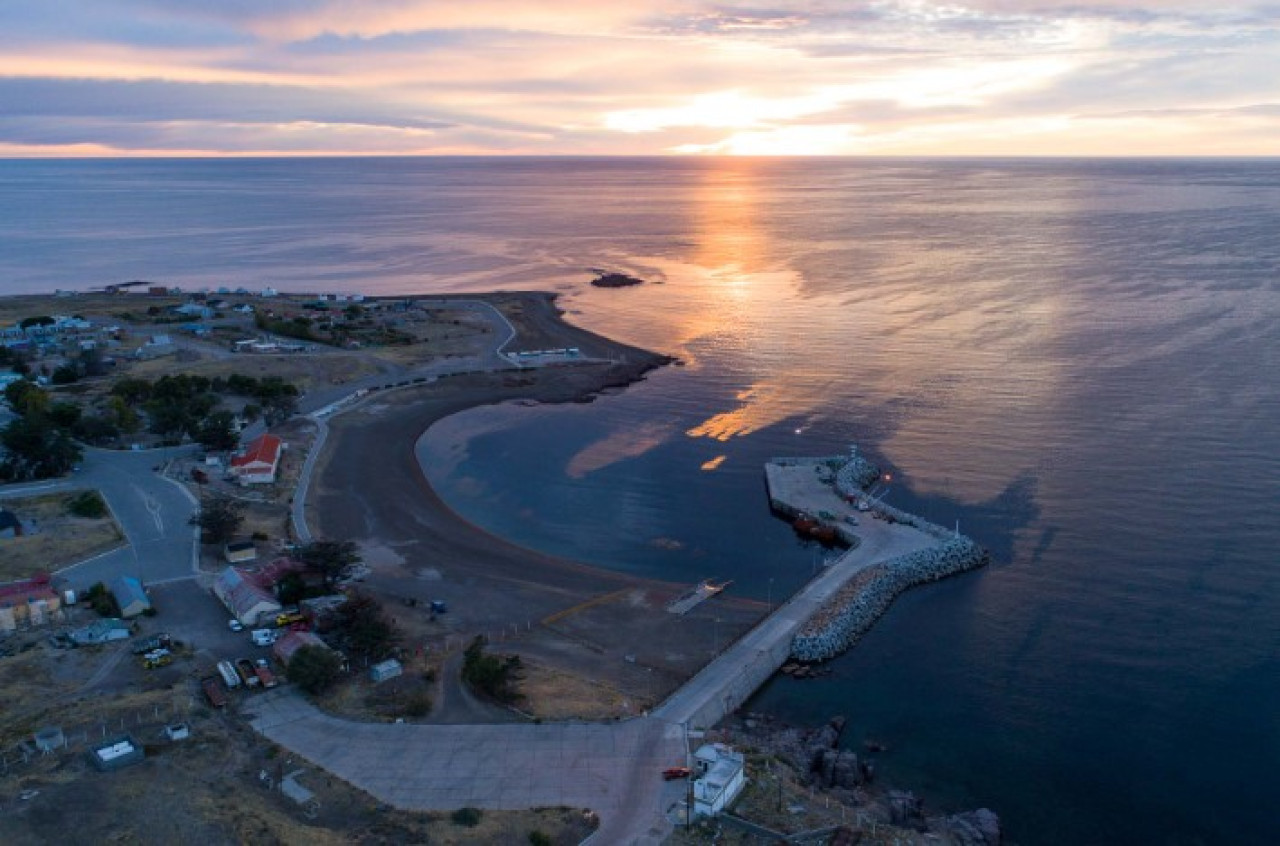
330, 591, 400, 662
0, 381, 82, 481
189, 493, 246, 545
461, 636, 524, 704
288, 644, 343, 694
297, 539, 361, 588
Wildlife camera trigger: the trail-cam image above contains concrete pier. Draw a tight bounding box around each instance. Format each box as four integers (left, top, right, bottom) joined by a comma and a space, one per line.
654, 450, 986, 730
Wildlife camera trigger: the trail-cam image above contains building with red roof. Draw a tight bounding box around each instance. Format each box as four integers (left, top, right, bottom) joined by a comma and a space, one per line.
229, 433, 283, 485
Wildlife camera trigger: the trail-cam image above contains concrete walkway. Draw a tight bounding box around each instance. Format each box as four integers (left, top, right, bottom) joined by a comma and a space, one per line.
248, 690, 684, 843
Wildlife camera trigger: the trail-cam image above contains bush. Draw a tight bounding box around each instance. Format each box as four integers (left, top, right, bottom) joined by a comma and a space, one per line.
451, 808, 482, 827
529, 833, 553, 846
288, 644, 343, 694
402, 692, 432, 718
66, 490, 108, 519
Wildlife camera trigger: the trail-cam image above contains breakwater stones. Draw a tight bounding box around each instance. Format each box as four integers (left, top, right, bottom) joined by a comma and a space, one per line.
792, 537, 989, 663
835, 447, 881, 494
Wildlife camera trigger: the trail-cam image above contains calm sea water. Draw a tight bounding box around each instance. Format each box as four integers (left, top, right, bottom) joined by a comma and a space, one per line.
3, 158, 1278, 843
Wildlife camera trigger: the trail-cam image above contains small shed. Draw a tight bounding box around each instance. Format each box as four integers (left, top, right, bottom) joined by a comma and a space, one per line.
224, 540, 257, 564
89, 735, 145, 771
111, 576, 152, 618
370, 659, 402, 684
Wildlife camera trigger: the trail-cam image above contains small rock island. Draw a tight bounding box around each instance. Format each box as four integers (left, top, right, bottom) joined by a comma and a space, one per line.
590, 271, 645, 288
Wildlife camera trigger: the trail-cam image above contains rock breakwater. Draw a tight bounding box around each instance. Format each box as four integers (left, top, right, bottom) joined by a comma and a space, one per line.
792, 536, 988, 663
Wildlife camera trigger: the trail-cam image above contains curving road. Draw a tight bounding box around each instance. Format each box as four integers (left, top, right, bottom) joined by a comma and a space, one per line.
0, 444, 200, 591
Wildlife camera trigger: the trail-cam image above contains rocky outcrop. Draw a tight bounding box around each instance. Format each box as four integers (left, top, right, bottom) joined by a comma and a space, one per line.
835, 449, 881, 493
590, 272, 644, 288
792, 537, 988, 663
941, 808, 1003, 845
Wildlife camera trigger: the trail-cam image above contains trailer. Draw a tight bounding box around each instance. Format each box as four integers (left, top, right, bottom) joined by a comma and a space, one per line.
216, 660, 241, 689
202, 677, 227, 708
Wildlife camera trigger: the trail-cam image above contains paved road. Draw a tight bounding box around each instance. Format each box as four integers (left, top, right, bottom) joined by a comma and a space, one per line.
0, 444, 199, 591
248, 690, 684, 843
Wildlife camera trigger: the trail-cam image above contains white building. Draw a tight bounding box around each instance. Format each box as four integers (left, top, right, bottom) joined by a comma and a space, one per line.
692, 744, 747, 818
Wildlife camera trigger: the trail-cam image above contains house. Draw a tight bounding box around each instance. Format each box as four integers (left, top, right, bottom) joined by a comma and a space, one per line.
68, 617, 130, 645
229, 433, 283, 485
224, 540, 258, 564
273, 630, 330, 666
134, 334, 175, 360
111, 575, 151, 618
0, 508, 24, 538
0, 576, 62, 631
691, 744, 747, 818
370, 659, 402, 684
213, 566, 281, 626
174, 303, 213, 320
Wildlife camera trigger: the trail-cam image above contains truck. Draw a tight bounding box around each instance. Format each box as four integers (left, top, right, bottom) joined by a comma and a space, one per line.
216, 660, 241, 690
141, 648, 172, 669
235, 658, 261, 688
253, 658, 278, 689
202, 677, 228, 708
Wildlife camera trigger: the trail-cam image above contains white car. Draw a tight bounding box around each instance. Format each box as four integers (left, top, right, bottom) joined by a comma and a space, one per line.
251, 629, 277, 646
227, 619, 244, 632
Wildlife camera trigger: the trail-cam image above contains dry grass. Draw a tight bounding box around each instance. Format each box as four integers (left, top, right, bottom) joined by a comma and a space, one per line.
0, 490, 124, 581
128, 351, 379, 393
1, 633, 595, 846
517, 659, 642, 721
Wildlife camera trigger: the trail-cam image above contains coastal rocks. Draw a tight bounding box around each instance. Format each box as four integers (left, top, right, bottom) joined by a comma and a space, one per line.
799, 717, 865, 790
887, 790, 925, 828
941, 808, 1003, 845
835, 448, 882, 494
589, 272, 644, 288
791, 537, 989, 663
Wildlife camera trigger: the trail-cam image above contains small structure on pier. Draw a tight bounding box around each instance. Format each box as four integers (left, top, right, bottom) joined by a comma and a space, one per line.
692, 743, 746, 817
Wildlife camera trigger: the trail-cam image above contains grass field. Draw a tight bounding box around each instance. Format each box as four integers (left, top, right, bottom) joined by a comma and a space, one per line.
0, 490, 124, 582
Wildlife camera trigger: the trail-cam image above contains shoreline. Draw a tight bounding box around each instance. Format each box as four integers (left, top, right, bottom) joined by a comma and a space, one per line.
307, 292, 766, 712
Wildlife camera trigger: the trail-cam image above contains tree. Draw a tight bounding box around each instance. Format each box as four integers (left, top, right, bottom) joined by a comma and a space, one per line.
195, 410, 239, 451
261, 392, 298, 425
19, 315, 54, 329
47, 402, 82, 429
107, 395, 141, 434
72, 413, 120, 446
1, 418, 83, 480
50, 364, 79, 385
331, 591, 400, 662
461, 636, 523, 704
190, 493, 246, 545
4, 380, 48, 419
298, 539, 361, 588
288, 644, 343, 694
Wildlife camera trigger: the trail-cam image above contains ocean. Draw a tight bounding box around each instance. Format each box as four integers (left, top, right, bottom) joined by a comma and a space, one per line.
2, 158, 1277, 843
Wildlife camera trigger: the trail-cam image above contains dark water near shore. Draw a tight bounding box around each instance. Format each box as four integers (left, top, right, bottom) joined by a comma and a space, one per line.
3, 158, 1279, 844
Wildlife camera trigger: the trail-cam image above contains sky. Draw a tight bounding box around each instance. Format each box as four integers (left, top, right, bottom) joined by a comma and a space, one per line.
1, 1, 1278, 156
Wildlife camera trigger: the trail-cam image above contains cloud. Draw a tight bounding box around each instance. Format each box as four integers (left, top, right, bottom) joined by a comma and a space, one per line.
0, 0, 1277, 155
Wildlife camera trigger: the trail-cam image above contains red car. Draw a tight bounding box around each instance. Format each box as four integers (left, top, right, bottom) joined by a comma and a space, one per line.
662, 767, 691, 781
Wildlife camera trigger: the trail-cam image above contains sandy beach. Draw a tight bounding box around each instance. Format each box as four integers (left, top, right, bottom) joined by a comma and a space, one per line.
308, 293, 764, 714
